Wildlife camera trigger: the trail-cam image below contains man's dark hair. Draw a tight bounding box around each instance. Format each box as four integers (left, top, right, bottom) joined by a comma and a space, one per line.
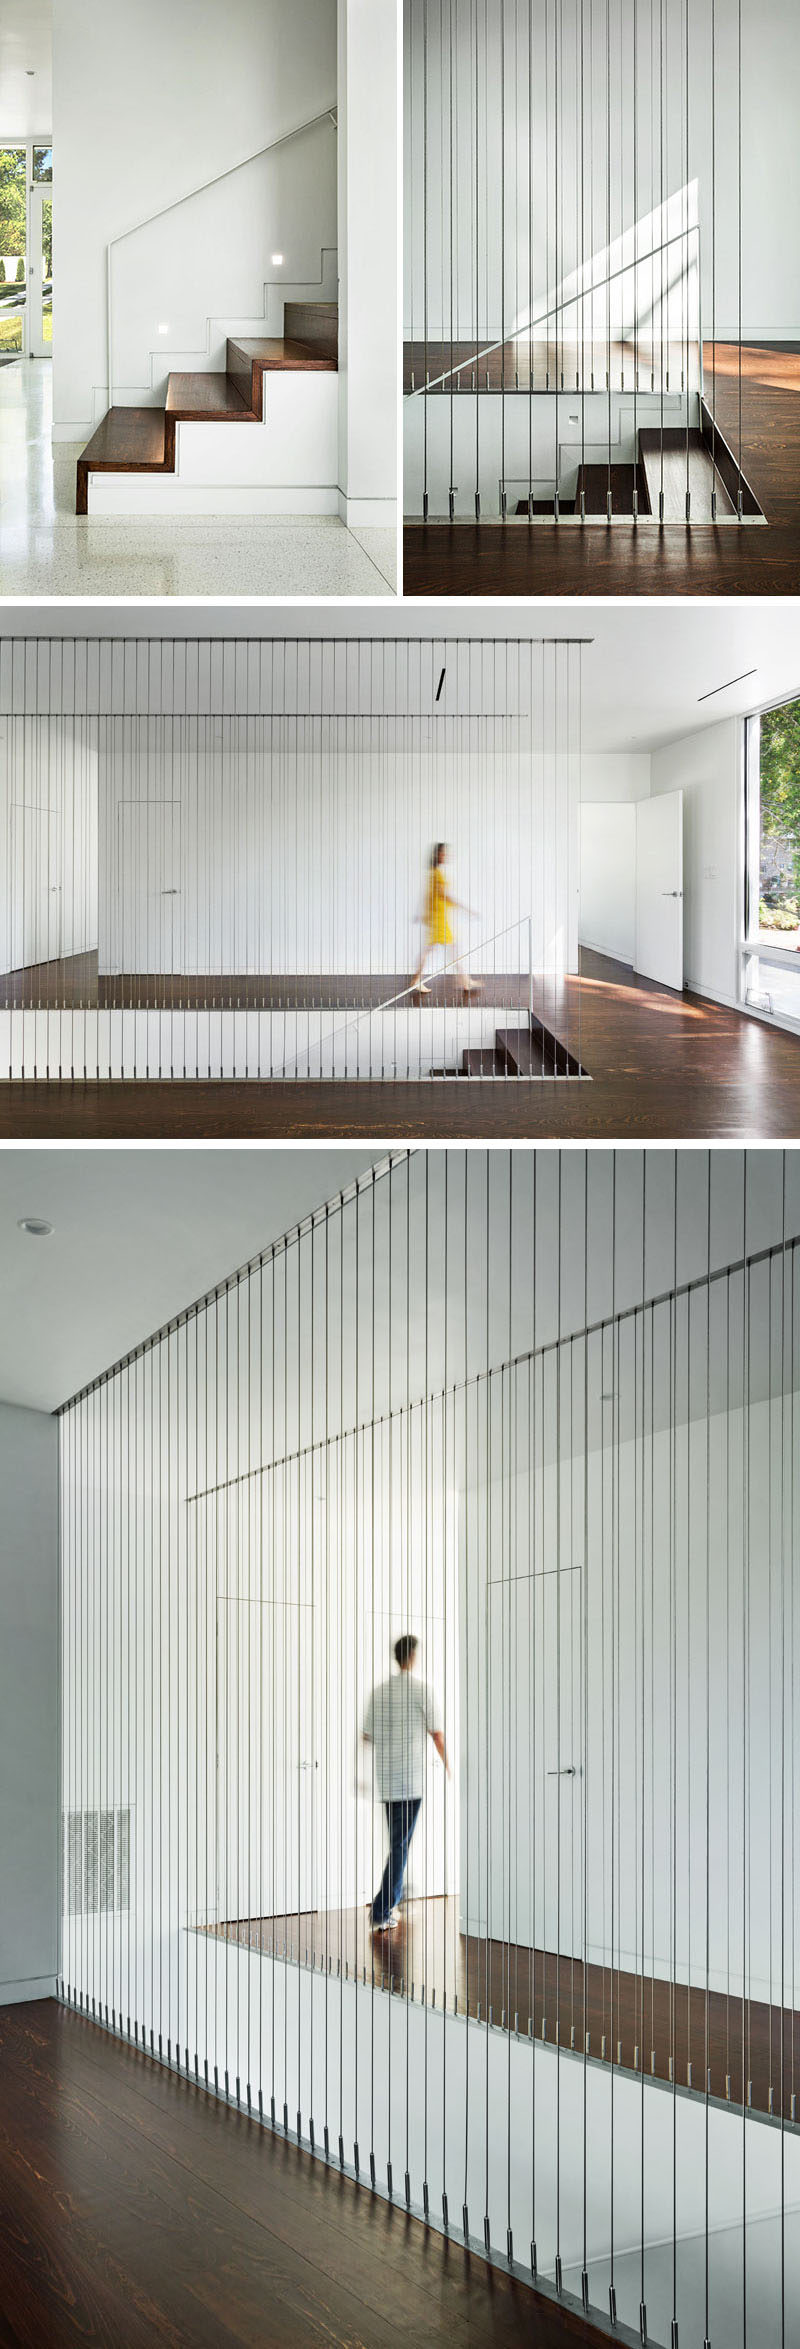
394, 1633, 418, 1669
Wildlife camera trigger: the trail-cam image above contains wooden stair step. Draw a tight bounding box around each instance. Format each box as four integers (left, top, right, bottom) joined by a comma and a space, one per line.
76, 407, 169, 513
461, 1047, 507, 1076
638, 428, 735, 521
165, 371, 255, 422
284, 301, 338, 360
497, 1022, 585, 1077
574, 462, 651, 517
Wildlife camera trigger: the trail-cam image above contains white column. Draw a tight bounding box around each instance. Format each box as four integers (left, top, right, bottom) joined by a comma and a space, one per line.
337, 0, 398, 528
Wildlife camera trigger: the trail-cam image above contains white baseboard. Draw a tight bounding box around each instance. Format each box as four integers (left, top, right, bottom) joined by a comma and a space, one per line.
87, 478, 340, 518
338, 493, 398, 528
0, 1974, 55, 2006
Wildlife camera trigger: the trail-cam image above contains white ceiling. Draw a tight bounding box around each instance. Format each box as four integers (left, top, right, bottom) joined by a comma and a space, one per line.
2, 604, 796, 754
0, 1147, 378, 1414
0, 0, 51, 136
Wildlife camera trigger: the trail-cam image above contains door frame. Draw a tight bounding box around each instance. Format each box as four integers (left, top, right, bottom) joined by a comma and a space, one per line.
214, 1593, 319, 1928
115, 797, 182, 976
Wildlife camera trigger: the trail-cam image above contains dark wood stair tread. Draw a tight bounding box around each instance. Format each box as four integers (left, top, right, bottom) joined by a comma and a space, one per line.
461, 1047, 507, 1076
78, 407, 167, 470
165, 372, 255, 421
638, 428, 736, 519
575, 462, 650, 517
227, 335, 338, 373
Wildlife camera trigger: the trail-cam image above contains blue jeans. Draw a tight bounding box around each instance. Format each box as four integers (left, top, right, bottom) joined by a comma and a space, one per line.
371, 1797, 421, 1922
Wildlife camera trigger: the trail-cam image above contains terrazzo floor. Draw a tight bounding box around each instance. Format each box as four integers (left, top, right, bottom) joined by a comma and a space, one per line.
0, 361, 397, 598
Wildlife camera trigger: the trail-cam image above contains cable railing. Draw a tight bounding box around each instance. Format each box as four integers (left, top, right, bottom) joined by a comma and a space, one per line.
57, 1148, 800, 2349
404, 0, 763, 527
276, 918, 537, 1081
405, 225, 701, 398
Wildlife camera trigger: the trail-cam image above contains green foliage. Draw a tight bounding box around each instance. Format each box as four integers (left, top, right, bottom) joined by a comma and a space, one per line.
760, 898, 799, 932
760, 698, 800, 895
0, 149, 26, 260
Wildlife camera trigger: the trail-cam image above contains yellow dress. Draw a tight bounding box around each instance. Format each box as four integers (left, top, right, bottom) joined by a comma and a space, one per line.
425, 865, 453, 946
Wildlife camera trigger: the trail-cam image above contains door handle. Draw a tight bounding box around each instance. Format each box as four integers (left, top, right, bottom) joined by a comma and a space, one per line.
661, 891, 681, 898
161, 888, 179, 896
547, 1765, 577, 1777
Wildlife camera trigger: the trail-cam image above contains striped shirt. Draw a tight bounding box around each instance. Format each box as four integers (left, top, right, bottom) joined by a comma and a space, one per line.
363, 1672, 441, 1800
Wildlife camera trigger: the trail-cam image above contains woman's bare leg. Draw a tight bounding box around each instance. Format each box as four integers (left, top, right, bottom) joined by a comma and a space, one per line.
411, 943, 431, 994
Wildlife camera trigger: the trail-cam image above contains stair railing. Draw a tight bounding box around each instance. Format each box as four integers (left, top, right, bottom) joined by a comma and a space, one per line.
106, 107, 338, 407
275, 916, 536, 1082
407, 222, 699, 397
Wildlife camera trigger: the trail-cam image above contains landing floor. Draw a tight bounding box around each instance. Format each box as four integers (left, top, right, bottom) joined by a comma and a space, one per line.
2, 953, 798, 1138
0, 2000, 604, 2349
403, 345, 800, 596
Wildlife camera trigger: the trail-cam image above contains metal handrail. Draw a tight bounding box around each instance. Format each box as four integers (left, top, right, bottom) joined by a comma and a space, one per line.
408, 221, 700, 397
276, 917, 535, 1081
106, 106, 338, 406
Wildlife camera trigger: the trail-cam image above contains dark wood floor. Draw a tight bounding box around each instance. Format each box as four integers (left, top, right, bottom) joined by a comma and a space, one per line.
0, 2000, 608, 2349
2, 952, 799, 1138
0, 955, 532, 1013
403, 345, 800, 596
212, 1899, 796, 2122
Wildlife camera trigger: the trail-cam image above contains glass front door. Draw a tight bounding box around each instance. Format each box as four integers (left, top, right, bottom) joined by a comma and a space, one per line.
29, 184, 53, 357
0, 147, 27, 361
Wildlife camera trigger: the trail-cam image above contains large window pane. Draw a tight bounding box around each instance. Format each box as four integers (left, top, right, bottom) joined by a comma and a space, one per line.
33, 145, 53, 184
756, 697, 800, 946
0, 148, 26, 358
41, 195, 52, 344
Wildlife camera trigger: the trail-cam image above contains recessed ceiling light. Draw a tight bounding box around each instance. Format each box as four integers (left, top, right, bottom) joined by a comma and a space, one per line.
271, 253, 284, 266
17, 1216, 54, 1238
157, 322, 169, 334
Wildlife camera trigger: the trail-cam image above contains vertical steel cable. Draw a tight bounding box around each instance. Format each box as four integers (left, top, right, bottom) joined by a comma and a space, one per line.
737, 0, 743, 516
423, 0, 429, 517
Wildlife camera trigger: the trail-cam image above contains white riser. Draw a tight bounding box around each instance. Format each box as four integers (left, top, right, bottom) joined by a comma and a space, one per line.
86, 376, 339, 517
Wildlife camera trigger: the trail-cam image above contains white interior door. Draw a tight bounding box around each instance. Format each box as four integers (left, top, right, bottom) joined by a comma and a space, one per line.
216, 1597, 316, 1926
635, 791, 684, 989
9, 804, 61, 968
117, 800, 181, 973
485, 1567, 583, 1956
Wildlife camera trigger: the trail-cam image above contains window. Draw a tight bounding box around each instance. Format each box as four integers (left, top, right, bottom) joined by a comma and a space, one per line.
743, 694, 800, 1027
32, 145, 53, 183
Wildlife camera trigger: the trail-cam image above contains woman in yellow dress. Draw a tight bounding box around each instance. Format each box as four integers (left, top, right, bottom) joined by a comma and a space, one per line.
411, 842, 480, 997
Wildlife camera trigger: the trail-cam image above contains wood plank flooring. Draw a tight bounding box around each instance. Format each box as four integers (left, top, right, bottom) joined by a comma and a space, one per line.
212, 1899, 796, 2123
0, 2000, 608, 2349
403, 345, 800, 595
2, 953, 798, 1138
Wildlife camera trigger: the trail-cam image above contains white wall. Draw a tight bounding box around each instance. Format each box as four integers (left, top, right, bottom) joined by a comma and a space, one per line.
650, 716, 742, 1005
98, 733, 579, 980
0, 718, 99, 976
0, 1402, 59, 2006
578, 755, 650, 963
580, 803, 637, 962
52, 0, 337, 434
337, 0, 398, 524
404, 0, 800, 344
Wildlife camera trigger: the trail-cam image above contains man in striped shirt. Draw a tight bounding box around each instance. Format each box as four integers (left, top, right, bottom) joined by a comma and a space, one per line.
362, 1633, 450, 1931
